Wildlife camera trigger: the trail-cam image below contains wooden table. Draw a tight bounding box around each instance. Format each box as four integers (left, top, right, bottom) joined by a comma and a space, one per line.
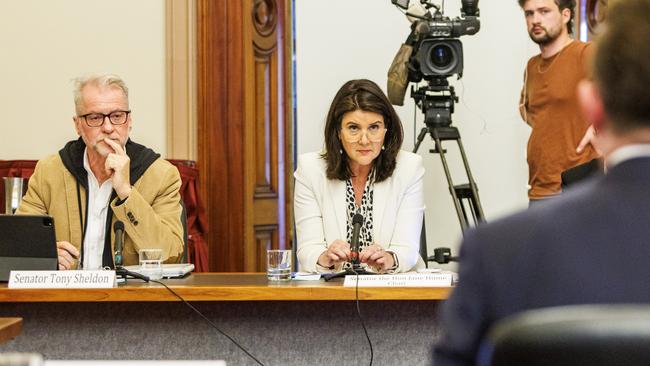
0, 273, 451, 365
0, 317, 22, 343
0, 273, 451, 302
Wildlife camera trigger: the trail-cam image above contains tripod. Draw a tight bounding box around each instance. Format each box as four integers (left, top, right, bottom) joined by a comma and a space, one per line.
411, 81, 485, 231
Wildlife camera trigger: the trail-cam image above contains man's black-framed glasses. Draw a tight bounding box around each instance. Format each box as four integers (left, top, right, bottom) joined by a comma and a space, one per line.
80, 110, 131, 127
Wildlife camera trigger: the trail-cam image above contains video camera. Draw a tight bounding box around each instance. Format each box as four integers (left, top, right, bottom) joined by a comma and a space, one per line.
387, 0, 481, 122
388, 1, 486, 234
399, 0, 479, 81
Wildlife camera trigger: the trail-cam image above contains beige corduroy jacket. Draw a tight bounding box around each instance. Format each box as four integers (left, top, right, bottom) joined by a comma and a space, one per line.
17, 143, 184, 267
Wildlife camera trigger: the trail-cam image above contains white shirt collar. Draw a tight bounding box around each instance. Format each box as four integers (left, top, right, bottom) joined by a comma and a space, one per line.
606, 144, 650, 169
81, 148, 114, 270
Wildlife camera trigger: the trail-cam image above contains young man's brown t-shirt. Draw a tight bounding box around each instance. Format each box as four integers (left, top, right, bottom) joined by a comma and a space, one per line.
520, 41, 600, 200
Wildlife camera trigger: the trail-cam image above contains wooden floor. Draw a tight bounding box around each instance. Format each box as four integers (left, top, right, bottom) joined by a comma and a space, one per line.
0, 317, 21, 344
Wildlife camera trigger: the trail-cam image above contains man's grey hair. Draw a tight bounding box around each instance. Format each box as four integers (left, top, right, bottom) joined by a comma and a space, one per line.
73, 73, 129, 115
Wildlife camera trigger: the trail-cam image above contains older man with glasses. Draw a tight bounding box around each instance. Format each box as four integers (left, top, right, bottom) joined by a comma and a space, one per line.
17, 73, 184, 270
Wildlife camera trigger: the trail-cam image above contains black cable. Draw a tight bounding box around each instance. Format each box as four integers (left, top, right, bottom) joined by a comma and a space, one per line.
125, 272, 372, 366
351, 268, 374, 366
144, 278, 265, 366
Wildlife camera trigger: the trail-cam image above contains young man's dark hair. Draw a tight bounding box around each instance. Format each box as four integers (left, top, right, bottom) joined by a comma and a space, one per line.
518, 0, 576, 34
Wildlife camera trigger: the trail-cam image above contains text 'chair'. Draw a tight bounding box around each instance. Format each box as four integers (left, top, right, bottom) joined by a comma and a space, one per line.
485, 304, 650, 366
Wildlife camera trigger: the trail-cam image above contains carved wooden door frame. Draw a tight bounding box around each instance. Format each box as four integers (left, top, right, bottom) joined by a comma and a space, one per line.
578, 0, 608, 40
196, 0, 293, 271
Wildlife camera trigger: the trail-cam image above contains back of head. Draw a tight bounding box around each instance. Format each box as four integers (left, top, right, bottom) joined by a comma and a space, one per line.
72, 73, 129, 115
594, 0, 650, 132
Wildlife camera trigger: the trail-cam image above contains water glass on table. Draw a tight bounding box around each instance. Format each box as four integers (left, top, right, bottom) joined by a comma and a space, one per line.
139, 248, 163, 280
267, 249, 291, 281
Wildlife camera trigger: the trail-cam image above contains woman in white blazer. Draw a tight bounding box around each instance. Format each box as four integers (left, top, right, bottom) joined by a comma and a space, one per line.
294, 79, 426, 274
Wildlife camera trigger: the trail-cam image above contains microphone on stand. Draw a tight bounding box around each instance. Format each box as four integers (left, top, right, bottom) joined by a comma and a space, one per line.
113, 221, 124, 267
323, 214, 373, 281
350, 213, 364, 264
113, 220, 150, 282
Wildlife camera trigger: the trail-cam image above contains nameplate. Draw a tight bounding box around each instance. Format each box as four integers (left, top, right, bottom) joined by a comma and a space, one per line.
343, 273, 453, 287
8, 270, 116, 289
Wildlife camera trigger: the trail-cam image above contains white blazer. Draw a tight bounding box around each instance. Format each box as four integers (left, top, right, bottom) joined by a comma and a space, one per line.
294, 150, 426, 273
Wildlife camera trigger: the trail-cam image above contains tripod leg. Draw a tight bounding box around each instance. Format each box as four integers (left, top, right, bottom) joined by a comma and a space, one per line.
413, 127, 429, 154
459, 201, 470, 226
455, 138, 485, 222
431, 129, 469, 230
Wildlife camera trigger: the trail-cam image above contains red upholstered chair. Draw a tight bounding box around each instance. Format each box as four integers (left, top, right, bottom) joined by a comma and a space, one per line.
166, 160, 210, 272
0, 160, 37, 214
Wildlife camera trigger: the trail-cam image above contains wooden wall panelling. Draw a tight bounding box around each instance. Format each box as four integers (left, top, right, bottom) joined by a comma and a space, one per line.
578, 0, 609, 40
198, 0, 243, 271
283, 0, 294, 262
197, 0, 291, 271
166, 0, 197, 160
250, 0, 281, 271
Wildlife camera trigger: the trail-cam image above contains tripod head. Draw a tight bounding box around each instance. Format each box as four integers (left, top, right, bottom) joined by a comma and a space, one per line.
411, 77, 459, 129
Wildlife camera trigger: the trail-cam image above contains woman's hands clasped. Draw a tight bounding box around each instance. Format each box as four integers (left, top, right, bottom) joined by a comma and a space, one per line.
359, 244, 395, 273
317, 239, 351, 268
318, 241, 395, 272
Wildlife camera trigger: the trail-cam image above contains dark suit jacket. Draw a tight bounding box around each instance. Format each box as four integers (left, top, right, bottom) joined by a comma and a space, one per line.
433, 157, 650, 366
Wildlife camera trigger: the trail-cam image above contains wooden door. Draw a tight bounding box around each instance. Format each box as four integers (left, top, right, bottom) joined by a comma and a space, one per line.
578, 0, 609, 40
197, 0, 293, 271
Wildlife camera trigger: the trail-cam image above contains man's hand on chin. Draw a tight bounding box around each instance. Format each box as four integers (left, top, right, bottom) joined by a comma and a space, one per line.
103, 138, 132, 200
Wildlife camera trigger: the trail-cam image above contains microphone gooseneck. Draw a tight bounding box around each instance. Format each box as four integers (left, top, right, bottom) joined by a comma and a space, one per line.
350, 214, 364, 264
322, 214, 374, 281
113, 220, 125, 268
112, 220, 149, 281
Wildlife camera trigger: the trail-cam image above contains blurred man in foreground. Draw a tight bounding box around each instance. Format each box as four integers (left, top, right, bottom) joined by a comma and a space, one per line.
434, 0, 650, 364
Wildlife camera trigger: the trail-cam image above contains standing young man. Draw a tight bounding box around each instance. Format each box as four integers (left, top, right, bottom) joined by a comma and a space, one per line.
518, 0, 599, 205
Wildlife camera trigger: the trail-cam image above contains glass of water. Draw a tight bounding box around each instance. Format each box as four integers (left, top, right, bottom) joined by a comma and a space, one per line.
139, 248, 163, 280
267, 249, 291, 281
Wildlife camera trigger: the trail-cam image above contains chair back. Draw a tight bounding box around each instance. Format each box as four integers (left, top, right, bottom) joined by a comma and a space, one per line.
180, 199, 189, 263
419, 215, 428, 267
486, 304, 650, 366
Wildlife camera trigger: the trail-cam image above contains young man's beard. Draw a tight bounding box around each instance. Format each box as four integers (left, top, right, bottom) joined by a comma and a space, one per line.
530, 25, 563, 46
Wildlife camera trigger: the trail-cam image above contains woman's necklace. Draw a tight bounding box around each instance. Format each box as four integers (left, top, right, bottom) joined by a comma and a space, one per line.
352, 176, 367, 207
537, 39, 574, 74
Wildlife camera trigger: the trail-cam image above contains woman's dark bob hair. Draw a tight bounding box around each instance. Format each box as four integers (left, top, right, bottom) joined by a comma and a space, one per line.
322, 79, 404, 182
